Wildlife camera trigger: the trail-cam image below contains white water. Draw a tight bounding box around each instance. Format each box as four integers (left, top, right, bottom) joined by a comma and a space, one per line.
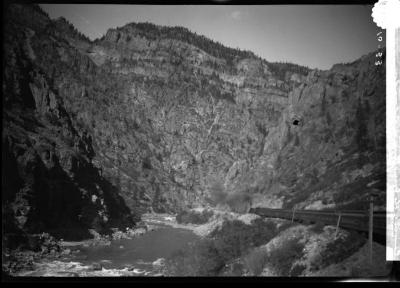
18, 215, 199, 277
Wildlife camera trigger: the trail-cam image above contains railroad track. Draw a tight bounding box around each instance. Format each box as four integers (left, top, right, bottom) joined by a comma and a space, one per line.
249, 207, 386, 236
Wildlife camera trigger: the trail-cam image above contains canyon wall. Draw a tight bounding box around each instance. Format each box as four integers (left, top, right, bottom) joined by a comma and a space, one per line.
2, 4, 386, 242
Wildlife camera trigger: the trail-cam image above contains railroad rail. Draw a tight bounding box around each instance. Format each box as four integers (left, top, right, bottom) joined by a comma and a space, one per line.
249, 207, 386, 236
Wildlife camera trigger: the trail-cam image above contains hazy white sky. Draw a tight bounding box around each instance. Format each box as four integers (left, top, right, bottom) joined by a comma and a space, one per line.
40, 4, 383, 70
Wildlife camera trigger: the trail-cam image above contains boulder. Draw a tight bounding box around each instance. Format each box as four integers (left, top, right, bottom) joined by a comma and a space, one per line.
90, 263, 103, 271
152, 258, 166, 267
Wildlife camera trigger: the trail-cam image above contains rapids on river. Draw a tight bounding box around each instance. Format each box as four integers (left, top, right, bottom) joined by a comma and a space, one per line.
17, 214, 200, 277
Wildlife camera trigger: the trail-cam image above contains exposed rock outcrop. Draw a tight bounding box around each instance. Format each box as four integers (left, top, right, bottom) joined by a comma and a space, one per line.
3, 4, 137, 245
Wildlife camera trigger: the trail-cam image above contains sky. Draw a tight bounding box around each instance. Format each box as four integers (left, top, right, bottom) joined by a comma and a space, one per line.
40, 4, 383, 70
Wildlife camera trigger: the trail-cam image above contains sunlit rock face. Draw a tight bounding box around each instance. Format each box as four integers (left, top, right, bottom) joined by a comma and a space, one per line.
268, 59, 385, 210
3, 3, 385, 242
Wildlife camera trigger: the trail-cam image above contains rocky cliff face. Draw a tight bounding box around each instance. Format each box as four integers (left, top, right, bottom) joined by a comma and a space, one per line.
3, 4, 386, 242
3, 4, 137, 244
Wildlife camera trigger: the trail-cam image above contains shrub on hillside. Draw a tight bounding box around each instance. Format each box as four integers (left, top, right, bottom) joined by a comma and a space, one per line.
225, 192, 252, 214
206, 178, 253, 213
265, 237, 305, 276
309, 230, 366, 271
166, 238, 224, 276
210, 219, 277, 263
211, 219, 276, 244
26, 232, 61, 253
166, 218, 278, 276
207, 178, 227, 205
309, 221, 325, 233
242, 247, 268, 276
176, 209, 214, 225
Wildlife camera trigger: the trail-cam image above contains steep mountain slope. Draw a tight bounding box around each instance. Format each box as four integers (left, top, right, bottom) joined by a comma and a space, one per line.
2, 4, 386, 244
85, 17, 385, 212
3, 4, 137, 244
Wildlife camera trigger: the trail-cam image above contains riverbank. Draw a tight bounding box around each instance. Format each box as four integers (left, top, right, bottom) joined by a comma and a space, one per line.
145, 209, 392, 278
3, 215, 197, 277
142, 209, 262, 238
3, 210, 393, 278
59, 224, 154, 248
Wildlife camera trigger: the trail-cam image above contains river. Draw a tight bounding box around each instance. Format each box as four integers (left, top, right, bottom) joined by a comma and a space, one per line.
17, 214, 200, 277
